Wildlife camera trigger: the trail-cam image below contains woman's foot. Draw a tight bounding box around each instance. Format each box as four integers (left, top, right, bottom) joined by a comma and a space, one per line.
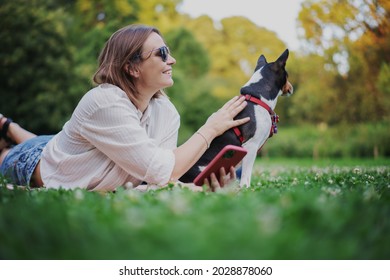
0, 114, 37, 146
0, 114, 14, 151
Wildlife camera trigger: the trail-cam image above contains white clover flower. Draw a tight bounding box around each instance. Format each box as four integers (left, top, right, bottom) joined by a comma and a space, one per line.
353, 167, 362, 174
74, 189, 84, 200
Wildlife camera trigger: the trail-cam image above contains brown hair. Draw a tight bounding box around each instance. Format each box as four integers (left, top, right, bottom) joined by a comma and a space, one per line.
93, 24, 164, 99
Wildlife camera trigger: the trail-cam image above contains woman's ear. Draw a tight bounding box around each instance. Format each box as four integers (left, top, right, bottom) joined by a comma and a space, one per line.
125, 63, 140, 78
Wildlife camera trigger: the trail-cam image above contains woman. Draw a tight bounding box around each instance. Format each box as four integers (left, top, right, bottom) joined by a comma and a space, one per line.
0, 24, 249, 191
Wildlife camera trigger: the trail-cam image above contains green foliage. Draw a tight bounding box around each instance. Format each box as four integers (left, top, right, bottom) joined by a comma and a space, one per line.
184, 16, 287, 99
165, 28, 210, 79
286, 53, 336, 124
378, 63, 390, 95
164, 27, 220, 141
1, 159, 389, 259
73, 0, 138, 29
263, 122, 390, 158
177, 91, 225, 144
297, 0, 390, 124
136, 0, 183, 32
0, 0, 83, 133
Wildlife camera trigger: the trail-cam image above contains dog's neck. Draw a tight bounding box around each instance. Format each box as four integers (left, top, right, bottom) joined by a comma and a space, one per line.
234, 92, 281, 143
240, 71, 282, 111
260, 94, 280, 111
241, 94, 277, 114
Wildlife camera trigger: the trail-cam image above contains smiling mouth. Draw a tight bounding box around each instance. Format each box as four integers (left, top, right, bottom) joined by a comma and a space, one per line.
163, 69, 172, 75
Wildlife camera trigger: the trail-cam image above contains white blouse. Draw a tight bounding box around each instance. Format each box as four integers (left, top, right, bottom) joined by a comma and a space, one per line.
40, 84, 180, 191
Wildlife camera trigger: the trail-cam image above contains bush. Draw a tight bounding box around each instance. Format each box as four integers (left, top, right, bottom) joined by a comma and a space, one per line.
262, 122, 390, 158
0, 0, 84, 134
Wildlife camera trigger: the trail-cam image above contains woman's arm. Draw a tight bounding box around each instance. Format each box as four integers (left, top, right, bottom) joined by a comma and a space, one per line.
170, 96, 249, 181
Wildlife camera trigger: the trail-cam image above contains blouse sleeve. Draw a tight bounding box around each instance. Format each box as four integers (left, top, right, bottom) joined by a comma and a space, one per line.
149, 96, 180, 150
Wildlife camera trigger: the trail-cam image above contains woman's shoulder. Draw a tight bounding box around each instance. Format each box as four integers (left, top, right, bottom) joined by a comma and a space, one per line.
80, 84, 134, 109
151, 95, 179, 116
85, 84, 128, 103
74, 84, 136, 119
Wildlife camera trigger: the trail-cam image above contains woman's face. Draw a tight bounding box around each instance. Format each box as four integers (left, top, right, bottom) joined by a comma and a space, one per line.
135, 32, 176, 95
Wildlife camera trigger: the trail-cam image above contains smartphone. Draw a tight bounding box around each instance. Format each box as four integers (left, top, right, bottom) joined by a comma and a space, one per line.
193, 145, 248, 186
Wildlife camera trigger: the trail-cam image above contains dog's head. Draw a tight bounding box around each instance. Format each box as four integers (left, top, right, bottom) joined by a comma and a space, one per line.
240, 49, 293, 100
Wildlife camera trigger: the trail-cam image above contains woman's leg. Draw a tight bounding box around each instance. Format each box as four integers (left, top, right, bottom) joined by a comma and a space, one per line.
0, 148, 10, 165
0, 115, 37, 165
0, 115, 36, 144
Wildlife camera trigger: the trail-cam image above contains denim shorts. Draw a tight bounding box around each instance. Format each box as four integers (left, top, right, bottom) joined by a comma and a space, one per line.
0, 135, 53, 186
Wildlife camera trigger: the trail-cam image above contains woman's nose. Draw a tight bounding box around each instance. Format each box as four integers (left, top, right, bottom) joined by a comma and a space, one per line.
167, 54, 176, 65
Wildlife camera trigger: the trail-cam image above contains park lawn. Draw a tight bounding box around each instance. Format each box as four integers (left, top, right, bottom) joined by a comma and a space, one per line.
0, 158, 389, 260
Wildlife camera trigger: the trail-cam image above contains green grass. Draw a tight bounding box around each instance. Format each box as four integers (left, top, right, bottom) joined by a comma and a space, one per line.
1, 158, 389, 260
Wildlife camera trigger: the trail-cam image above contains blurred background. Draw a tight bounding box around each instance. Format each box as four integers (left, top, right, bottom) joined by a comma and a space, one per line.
1, 0, 389, 159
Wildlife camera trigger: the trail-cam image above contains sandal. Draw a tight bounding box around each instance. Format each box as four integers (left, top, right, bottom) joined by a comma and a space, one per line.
0, 114, 13, 144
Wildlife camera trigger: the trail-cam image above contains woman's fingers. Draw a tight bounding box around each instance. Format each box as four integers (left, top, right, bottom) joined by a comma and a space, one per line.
204, 166, 238, 192
233, 116, 250, 126
221, 95, 240, 110
218, 167, 227, 187
229, 166, 236, 181
204, 172, 224, 192
219, 166, 237, 187
210, 172, 220, 191
205, 96, 250, 137
222, 95, 246, 115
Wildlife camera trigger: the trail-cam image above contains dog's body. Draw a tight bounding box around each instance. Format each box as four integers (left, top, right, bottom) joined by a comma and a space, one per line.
180, 49, 293, 187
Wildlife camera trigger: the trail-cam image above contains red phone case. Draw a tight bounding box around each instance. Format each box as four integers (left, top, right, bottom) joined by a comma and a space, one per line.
193, 145, 248, 186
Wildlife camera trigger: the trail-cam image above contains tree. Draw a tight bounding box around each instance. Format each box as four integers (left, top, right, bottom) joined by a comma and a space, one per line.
135, 0, 183, 33
287, 53, 337, 124
298, 0, 389, 56
165, 28, 210, 79
184, 15, 287, 99
298, 0, 390, 123
0, 0, 82, 133
163, 28, 214, 143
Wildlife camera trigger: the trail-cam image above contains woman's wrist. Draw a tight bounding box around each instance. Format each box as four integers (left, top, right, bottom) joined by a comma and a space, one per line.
196, 126, 215, 148
195, 131, 210, 149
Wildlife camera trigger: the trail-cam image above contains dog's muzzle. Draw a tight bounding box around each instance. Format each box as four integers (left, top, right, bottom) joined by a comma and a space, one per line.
282, 81, 294, 96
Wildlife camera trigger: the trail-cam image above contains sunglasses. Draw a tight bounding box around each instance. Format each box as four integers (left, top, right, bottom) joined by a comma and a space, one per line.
135, 46, 170, 62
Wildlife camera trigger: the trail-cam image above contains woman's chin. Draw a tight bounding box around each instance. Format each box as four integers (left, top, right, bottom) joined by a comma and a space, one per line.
165, 79, 174, 87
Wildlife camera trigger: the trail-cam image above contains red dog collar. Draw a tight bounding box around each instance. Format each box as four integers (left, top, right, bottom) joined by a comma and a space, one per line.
233, 94, 279, 144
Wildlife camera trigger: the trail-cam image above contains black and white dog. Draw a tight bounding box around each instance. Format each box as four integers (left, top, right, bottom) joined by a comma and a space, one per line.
180, 49, 294, 187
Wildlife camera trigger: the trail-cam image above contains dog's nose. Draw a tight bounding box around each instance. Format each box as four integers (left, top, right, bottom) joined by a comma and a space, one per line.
288, 85, 294, 94
284, 81, 293, 95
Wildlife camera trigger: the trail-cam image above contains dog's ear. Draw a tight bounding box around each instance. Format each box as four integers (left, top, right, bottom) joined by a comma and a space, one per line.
272, 49, 289, 71
255, 55, 267, 72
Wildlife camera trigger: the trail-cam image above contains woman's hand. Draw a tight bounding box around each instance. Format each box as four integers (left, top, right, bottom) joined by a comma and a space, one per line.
171, 96, 249, 182
201, 96, 250, 139
204, 166, 238, 192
